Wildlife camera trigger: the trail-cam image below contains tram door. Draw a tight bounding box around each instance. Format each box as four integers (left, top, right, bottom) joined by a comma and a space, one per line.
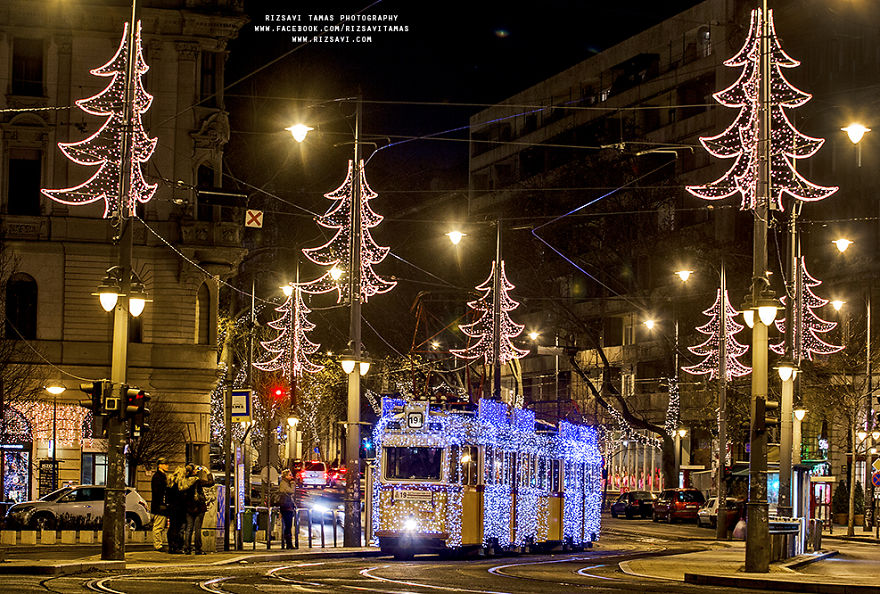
460, 445, 483, 545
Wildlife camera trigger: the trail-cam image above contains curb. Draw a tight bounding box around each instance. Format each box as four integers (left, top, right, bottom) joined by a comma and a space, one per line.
782, 549, 839, 570
684, 572, 880, 594
209, 548, 386, 565
0, 560, 125, 575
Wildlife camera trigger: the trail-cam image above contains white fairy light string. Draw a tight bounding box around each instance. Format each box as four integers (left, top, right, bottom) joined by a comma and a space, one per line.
686, 8, 837, 211
682, 289, 752, 380
302, 160, 396, 302
254, 283, 324, 380
451, 260, 529, 364
42, 21, 157, 217
771, 257, 843, 360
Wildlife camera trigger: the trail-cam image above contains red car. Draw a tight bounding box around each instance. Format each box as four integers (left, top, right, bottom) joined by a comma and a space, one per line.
652, 488, 705, 522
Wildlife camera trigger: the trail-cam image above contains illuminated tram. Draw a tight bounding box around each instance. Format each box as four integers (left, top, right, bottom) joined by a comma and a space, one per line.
371, 398, 602, 559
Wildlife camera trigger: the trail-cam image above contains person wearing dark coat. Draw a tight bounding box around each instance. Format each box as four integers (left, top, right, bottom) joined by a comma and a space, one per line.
183, 464, 215, 554
167, 466, 198, 554
279, 469, 296, 549
150, 458, 170, 551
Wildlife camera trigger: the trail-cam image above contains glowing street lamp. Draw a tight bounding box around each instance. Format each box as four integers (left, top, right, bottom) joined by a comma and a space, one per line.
831, 300, 845, 312
286, 124, 314, 143
833, 238, 853, 253
446, 230, 466, 245
643, 319, 656, 330
675, 269, 693, 283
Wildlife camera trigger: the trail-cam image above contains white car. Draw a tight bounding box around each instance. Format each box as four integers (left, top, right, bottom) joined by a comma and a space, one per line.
296, 460, 330, 488
5, 485, 151, 531
697, 496, 740, 528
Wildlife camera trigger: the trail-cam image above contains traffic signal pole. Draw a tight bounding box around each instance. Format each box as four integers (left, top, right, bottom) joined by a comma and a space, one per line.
102, 0, 138, 562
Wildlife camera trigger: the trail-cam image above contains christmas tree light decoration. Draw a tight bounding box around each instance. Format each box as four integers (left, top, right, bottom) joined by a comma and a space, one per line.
451, 260, 529, 364
19, 401, 92, 446
42, 21, 157, 218
686, 9, 837, 211
771, 257, 843, 360
664, 378, 680, 437
683, 289, 751, 380
302, 160, 396, 302
254, 284, 324, 380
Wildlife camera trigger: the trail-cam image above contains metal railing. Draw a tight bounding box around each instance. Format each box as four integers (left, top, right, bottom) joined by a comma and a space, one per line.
293, 507, 344, 549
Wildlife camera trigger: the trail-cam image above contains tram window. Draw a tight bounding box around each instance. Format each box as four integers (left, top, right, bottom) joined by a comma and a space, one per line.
384, 446, 443, 481
537, 457, 545, 490
461, 445, 479, 486
449, 445, 460, 483
551, 460, 562, 492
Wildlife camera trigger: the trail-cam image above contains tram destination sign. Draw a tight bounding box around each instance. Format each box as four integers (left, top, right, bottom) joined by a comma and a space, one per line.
395, 489, 433, 503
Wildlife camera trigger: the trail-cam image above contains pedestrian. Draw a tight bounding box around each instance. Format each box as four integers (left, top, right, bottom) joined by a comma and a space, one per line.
279, 469, 296, 549
168, 465, 198, 553
150, 457, 170, 552
183, 464, 215, 554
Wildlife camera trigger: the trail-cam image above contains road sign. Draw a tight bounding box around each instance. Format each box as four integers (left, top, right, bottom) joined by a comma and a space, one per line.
245, 209, 263, 228
873, 458, 880, 473
873, 472, 880, 489
231, 389, 252, 422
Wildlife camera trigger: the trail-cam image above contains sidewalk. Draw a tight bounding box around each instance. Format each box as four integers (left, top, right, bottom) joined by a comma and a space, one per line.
0, 543, 383, 575
621, 539, 880, 594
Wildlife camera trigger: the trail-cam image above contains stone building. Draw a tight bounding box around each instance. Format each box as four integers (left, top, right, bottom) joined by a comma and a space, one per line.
0, 0, 247, 506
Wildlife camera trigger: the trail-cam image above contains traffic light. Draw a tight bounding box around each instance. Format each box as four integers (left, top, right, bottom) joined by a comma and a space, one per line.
78, 380, 111, 415
123, 385, 151, 437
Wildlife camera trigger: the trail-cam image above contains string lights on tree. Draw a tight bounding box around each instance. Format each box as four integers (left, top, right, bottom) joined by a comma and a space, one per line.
302, 160, 396, 302
42, 21, 157, 217
682, 289, 752, 380
771, 257, 843, 360
254, 284, 324, 380
686, 8, 837, 211
451, 260, 529, 365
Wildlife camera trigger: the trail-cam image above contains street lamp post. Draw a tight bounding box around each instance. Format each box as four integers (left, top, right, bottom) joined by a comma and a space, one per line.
45, 385, 66, 491
746, 0, 773, 572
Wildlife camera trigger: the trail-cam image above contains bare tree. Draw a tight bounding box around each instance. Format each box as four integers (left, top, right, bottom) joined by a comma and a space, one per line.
125, 398, 186, 484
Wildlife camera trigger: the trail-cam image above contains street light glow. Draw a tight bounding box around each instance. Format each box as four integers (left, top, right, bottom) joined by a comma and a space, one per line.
528, 331, 539, 341
794, 408, 807, 421
831, 299, 845, 311
758, 305, 778, 327
46, 385, 66, 395
643, 319, 655, 330
286, 123, 314, 143
446, 230, 465, 245
329, 265, 343, 281
677, 427, 688, 438
842, 123, 870, 145
833, 238, 853, 253
675, 270, 693, 282
282, 284, 293, 296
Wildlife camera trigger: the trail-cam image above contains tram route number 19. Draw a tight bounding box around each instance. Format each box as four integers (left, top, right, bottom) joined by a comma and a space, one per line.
407, 412, 424, 428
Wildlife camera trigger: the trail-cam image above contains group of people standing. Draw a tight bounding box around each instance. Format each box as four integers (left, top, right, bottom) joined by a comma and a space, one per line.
151, 457, 215, 554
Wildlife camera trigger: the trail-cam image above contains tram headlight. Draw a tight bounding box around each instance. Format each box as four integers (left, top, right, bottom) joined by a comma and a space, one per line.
403, 517, 418, 532
312, 504, 329, 514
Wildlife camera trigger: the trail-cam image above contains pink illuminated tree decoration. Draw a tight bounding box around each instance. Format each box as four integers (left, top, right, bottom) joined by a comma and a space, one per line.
451, 260, 529, 365
686, 8, 837, 211
682, 289, 751, 380
771, 257, 843, 360
254, 284, 324, 380
42, 21, 157, 218
301, 160, 395, 302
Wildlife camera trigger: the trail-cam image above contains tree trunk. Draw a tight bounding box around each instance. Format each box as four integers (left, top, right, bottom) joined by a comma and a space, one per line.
661, 434, 675, 490
848, 425, 857, 536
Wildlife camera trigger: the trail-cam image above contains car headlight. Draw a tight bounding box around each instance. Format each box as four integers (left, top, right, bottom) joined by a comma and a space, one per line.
403, 518, 418, 532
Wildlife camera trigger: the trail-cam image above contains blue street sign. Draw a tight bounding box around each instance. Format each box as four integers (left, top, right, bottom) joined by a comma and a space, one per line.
872, 472, 880, 489
231, 389, 252, 422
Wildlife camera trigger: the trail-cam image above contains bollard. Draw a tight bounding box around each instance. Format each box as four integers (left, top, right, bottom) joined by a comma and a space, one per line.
294, 509, 300, 549
333, 510, 338, 547
306, 509, 312, 548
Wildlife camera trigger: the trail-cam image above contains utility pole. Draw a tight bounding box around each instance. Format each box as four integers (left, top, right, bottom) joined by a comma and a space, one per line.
343, 96, 364, 548
865, 289, 873, 530
745, 0, 771, 573
716, 264, 729, 539
102, 0, 138, 561
778, 202, 800, 519
492, 221, 502, 401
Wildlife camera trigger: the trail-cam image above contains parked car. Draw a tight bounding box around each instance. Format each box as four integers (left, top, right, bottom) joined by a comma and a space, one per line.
652, 488, 705, 523
295, 460, 330, 488
610, 491, 657, 519
4, 485, 150, 531
697, 497, 742, 528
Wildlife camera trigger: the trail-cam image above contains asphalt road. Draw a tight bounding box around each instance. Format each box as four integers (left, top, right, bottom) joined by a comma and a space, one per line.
2, 516, 780, 593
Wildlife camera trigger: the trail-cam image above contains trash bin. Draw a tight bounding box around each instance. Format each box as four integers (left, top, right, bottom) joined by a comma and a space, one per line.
241, 509, 255, 543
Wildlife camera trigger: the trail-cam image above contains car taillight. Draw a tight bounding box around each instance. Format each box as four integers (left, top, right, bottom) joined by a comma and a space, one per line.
633, 500, 640, 505
298, 471, 305, 478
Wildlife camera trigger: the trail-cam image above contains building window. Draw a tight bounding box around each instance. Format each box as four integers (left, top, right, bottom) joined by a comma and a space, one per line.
7, 149, 42, 215
5, 273, 37, 339
199, 51, 221, 108
12, 38, 43, 96
81, 453, 108, 485
196, 282, 211, 344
